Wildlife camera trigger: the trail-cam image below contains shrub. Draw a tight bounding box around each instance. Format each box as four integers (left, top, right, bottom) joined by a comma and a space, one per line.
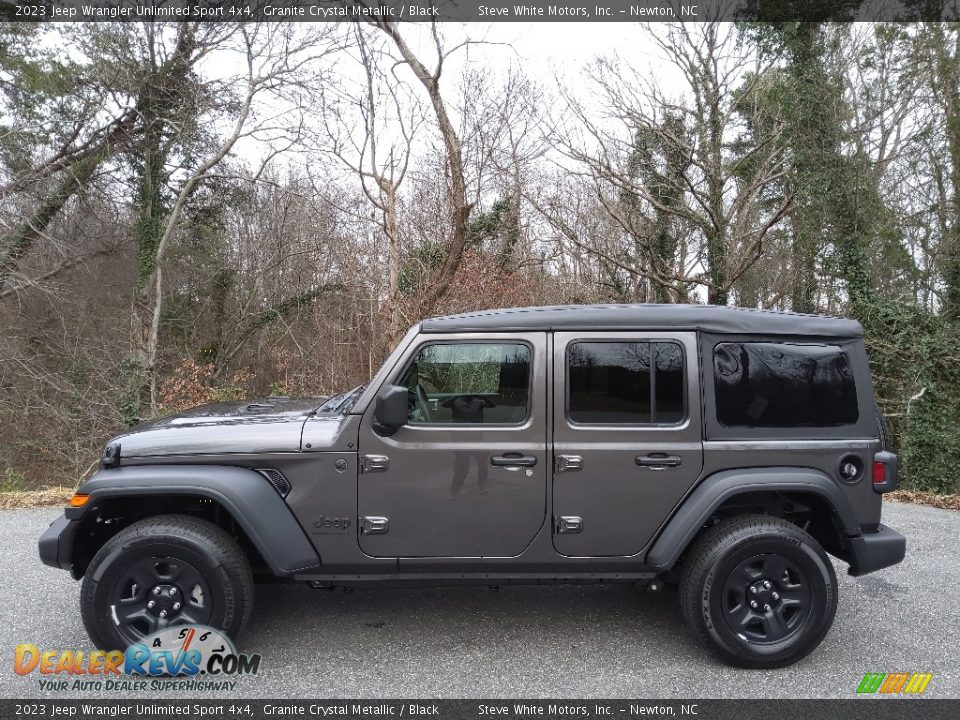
1, 466, 27, 492
862, 302, 960, 494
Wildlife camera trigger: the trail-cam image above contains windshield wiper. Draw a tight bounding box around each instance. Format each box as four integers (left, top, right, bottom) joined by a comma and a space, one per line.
316, 384, 366, 414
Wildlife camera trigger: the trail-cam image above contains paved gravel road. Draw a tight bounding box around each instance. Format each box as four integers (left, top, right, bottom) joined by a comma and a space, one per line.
1, 502, 957, 699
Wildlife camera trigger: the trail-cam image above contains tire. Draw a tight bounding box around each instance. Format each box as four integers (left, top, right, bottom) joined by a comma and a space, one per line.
875, 404, 892, 452
679, 514, 838, 668
80, 514, 254, 650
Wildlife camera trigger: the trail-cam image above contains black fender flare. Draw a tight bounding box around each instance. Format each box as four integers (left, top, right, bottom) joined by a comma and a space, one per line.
645, 467, 861, 570
68, 465, 321, 575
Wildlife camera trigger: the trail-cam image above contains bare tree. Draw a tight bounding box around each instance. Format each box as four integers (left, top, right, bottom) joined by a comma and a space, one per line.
314, 26, 424, 348
548, 23, 791, 304
130, 23, 341, 410
915, 22, 960, 317
368, 20, 474, 318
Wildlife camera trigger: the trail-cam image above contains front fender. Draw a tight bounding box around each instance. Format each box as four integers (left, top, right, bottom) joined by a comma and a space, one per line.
644, 467, 861, 570
64, 465, 320, 575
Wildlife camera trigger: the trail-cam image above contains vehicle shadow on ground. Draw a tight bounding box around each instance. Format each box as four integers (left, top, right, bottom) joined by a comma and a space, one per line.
245, 581, 708, 668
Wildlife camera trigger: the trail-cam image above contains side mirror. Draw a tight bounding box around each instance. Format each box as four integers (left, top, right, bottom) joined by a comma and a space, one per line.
373, 384, 409, 435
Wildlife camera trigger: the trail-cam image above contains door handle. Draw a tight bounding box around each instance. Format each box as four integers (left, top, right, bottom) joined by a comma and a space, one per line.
636, 454, 682, 470
490, 453, 538, 468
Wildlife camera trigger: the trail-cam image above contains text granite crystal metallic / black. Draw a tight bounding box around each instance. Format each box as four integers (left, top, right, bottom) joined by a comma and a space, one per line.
38, 304, 906, 668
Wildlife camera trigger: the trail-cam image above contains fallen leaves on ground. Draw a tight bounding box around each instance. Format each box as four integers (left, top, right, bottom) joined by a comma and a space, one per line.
888, 490, 960, 511
0, 487, 72, 510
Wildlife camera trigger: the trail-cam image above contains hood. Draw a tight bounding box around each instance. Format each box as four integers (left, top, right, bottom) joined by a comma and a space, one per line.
110, 396, 325, 459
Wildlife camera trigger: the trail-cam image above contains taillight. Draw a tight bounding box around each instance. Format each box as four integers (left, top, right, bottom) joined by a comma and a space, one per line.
872, 451, 899, 493
872, 461, 886, 485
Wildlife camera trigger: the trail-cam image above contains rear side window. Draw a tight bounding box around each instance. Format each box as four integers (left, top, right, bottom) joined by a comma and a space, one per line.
713, 342, 858, 428
567, 341, 686, 424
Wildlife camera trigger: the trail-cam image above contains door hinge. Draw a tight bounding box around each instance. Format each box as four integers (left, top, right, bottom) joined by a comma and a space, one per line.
555, 516, 583, 534
555, 454, 583, 473
360, 454, 390, 473
360, 516, 389, 535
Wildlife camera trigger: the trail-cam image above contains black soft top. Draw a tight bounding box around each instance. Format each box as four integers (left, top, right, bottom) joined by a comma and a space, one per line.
421, 304, 863, 338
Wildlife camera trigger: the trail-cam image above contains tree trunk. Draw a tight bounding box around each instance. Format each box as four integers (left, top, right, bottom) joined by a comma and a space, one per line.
379, 178, 405, 348
705, 68, 728, 306
791, 216, 818, 314
374, 22, 473, 318
937, 29, 960, 319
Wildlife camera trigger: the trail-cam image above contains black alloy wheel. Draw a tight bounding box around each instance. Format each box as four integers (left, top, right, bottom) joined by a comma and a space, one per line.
720, 553, 812, 644
109, 556, 214, 642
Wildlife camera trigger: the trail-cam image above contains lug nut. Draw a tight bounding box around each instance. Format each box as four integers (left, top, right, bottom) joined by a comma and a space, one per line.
159, 610, 167, 618
169, 588, 177, 596
763, 581, 772, 590
750, 586, 758, 594
772, 592, 780, 600
763, 604, 771, 612
750, 600, 758, 609
147, 600, 155, 609
173, 602, 181, 611
153, 587, 162, 596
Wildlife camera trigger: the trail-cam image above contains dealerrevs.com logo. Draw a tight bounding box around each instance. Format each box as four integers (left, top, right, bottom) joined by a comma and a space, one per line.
14, 625, 261, 692
856, 672, 933, 695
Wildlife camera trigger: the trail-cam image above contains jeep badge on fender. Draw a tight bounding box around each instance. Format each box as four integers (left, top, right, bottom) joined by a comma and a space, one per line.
313, 516, 352, 533
39, 305, 905, 668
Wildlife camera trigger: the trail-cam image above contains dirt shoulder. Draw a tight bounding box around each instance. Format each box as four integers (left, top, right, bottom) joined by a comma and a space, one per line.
0, 487, 72, 510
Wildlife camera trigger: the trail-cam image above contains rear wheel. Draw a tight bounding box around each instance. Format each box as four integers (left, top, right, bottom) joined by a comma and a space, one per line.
80, 514, 253, 649
679, 514, 838, 668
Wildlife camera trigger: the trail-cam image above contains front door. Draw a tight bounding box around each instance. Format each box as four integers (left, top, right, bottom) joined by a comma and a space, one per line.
552, 331, 703, 557
358, 333, 548, 558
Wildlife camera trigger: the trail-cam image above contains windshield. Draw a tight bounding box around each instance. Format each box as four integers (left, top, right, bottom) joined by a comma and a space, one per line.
316, 384, 366, 414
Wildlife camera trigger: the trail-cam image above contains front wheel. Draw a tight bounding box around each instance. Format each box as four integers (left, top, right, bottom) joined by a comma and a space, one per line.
80, 514, 254, 650
679, 514, 838, 668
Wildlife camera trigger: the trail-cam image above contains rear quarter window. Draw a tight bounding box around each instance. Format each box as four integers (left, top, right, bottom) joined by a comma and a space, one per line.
713, 342, 858, 428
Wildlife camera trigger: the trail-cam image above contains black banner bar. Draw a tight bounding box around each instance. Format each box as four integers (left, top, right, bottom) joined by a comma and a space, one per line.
1, 700, 959, 720
1, 0, 959, 23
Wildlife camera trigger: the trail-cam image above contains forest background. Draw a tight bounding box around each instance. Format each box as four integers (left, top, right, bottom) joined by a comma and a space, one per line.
2, 18, 958, 497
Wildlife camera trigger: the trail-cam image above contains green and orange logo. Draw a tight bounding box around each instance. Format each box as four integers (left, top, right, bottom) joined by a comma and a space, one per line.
857, 672, 933, 695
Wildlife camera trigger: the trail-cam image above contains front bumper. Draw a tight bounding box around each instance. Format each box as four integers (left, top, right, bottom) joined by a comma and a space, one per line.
847, 523, 906, 576
38, 515, 78, 574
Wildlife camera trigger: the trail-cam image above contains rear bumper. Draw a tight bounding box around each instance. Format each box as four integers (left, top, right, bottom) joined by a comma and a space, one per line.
847, 523, 906, 576
38, 515, 78, 573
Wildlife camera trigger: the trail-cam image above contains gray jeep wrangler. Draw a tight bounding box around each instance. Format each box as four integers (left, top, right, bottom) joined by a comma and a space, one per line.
39, 305, 905, 668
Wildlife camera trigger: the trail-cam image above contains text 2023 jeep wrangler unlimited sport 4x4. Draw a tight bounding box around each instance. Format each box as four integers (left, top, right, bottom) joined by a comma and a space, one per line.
39, 305, 905, 667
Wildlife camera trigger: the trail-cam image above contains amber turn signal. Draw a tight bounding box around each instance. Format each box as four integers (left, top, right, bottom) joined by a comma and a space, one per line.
68, 493, 90, 508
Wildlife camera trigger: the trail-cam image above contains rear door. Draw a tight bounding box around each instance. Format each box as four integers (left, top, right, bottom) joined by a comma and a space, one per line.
358, 333, 548, 558
552, 331, 703, 557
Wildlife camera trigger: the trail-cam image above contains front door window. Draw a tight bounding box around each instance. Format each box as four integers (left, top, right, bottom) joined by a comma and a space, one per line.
398, 342, 531, 425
